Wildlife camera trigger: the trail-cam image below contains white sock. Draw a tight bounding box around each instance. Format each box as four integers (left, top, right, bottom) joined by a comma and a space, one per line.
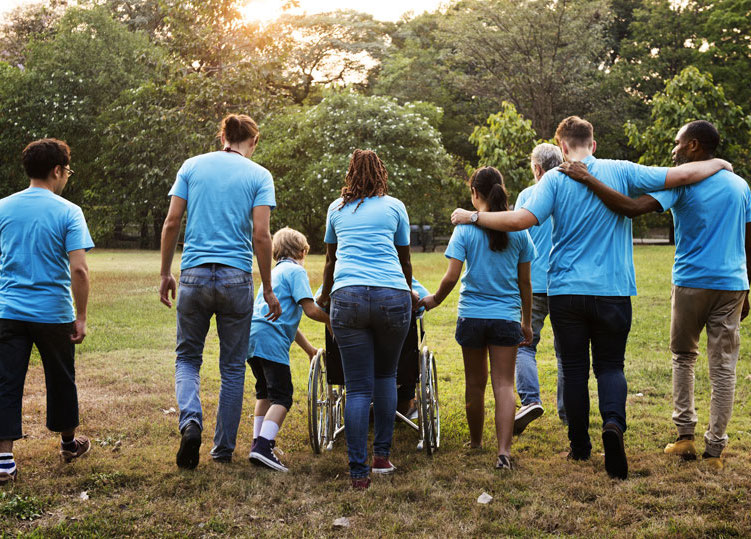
253, 416, 264, 439
259, 420, 280, 441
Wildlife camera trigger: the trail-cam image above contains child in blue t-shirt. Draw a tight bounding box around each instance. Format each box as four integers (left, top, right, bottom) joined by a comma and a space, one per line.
419, 166, 534, 471
247, 227, 329, 472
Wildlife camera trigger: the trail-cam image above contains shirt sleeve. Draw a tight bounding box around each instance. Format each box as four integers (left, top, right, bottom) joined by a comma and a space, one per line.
444, 225, 467, 262
168, 161, 189, 200
745, 187, 751, 223
518, 231, 537, 264
647, 188, 681, 213
324, 204, 337, 244
252, 170, 276, 210
291, 267, 314, 304
394, 200, 411, 247
65, 207, 95, 253
624, 161, 669, 196
521, 171, 556, 225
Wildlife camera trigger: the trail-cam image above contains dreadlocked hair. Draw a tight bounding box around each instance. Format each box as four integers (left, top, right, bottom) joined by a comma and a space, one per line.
338, 149, 388, 211
470, 166, 510, 252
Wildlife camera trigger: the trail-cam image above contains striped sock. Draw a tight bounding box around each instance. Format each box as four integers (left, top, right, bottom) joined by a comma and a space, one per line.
0, 453, 16, 477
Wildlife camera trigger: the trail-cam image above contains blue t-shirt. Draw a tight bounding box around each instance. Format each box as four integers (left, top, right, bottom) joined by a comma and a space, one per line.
516, 185, 552, 294
247, 259, 314, 365
169, 151, 276, 273
445, 224, 536, 321
324, 195, 411, 294
649, 170, 751, 291
522, 155, 668, 296
0, 188, 94, 323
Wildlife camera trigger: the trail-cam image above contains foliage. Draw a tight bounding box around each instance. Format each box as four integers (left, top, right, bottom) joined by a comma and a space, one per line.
254, 92, 460, 250
0, 0, 68, 66
0, 492, 45, 521
469, 102, 540, 197
624, 67, 751, 179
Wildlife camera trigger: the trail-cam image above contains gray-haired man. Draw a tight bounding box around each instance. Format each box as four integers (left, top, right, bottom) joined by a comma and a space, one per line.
513, 143, 566, 435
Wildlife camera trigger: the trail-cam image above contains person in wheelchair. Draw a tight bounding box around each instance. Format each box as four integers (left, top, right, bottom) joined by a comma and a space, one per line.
396, 277, 431, 420
247, 228, 329, 472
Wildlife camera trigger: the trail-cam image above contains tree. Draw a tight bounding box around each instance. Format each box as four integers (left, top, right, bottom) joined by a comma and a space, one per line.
254, 92, 461, 250
0, 0, 68, 66
624, 66, 751, 179
469, 102, 540, 198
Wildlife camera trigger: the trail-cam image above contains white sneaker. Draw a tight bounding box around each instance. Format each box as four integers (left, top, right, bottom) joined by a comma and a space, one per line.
513, 403, 544, 435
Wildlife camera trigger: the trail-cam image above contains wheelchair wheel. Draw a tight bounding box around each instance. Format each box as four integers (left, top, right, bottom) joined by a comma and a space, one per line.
419, 347, 440, 455
307, 350, 329, 454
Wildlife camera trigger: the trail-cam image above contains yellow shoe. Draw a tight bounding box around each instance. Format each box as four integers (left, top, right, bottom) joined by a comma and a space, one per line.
664, 438, 697, 459
702, 453, 724, 471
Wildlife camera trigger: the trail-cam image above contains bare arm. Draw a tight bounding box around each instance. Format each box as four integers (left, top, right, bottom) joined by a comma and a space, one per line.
159, 195, 186, 308
665, 158, 732, 188
294, 329, 318, 360
300, 297, 330, 325
418, 258, 463, 310
252, 205, 281, 321
318, 242, 337, 309
743, 222, 751, 321
517, 261, 532, 346
559, 161, 661, 218
451, 208, 538, 231
396, 244, 413, 292
69, 249, 89, 344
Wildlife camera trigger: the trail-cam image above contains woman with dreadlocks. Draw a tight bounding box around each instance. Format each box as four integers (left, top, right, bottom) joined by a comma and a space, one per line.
318, 149, 413, 489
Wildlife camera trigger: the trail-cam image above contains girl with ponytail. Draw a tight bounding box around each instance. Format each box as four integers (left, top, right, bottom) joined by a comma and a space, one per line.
419, 166, 534, 471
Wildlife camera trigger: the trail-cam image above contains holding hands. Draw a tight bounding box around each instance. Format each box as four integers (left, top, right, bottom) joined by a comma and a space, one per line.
417, 294, 440, 312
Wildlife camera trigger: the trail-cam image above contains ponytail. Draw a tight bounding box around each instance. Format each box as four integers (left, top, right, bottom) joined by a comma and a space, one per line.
469, 166, 509, 252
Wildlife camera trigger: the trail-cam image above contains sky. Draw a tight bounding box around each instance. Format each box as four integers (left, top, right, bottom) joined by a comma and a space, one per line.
0, 0, 446, 22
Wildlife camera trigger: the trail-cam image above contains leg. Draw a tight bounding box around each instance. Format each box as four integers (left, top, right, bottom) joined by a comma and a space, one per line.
703, 290, 745, 457
331, 287, 373, 479
0, 320, 33, 443
212, 268, 253, 459
489, 345, 517, 457
175, 271, 213, 433
371, 289, 411, 459
515, 295, 547, 406
462, 347, 489, 448
669, 286, 709, 438
549, 295, 592, 458
248, 357, 271, 438
554, 335, 567, 423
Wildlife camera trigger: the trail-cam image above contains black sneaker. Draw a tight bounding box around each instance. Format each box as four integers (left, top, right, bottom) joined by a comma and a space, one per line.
495, 454, 513, 470
602, 423, 628, 480
176, 423, 201, 470
513, 403, 544, 435
566, 450, 591, 461
249, 437, 288, 472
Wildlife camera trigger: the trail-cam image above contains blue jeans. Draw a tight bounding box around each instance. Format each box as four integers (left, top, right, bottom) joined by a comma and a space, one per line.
515, 294, 566, 421
331, 286, 411, 479
175, 264, 253, 460
548, 295, 631, 457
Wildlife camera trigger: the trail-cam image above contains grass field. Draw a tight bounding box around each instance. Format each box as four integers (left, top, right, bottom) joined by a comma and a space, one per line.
2, 247, 751, 537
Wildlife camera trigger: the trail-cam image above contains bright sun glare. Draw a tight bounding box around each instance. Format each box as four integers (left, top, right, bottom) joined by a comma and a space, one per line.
240, 0, 294, 24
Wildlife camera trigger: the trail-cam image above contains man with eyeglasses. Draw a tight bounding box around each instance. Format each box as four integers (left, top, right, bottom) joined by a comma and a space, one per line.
0, 138, 94, 484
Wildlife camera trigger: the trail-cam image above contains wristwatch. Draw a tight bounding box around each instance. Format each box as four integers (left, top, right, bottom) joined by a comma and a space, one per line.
470, 211, 480, 224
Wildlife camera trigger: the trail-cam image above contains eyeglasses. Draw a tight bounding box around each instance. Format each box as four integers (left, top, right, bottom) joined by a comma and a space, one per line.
64, 166, 74, 176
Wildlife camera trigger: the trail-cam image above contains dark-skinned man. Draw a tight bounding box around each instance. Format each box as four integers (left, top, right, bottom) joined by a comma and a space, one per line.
559, 120, 750, 471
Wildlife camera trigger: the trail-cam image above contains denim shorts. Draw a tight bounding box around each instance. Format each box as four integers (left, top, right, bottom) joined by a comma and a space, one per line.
455, 317, 523, 348
248, 357, 294, 410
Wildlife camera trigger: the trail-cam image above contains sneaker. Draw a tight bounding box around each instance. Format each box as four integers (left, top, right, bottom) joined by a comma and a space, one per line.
664, 438, 697, 460
372, 456, 396, 475
602, 423, 628, 480
60, 436, 92, 463
249, 437, 288, 472
702, 452, 724, 471
397, 398, 418, 420
495, 454, 513, 470
176, 423, 201, 470
513, 403, 544, 435
0, 466, 17, 485
351, 476, 371, 490
212, 455, 232, 464
566, 450, 590, 461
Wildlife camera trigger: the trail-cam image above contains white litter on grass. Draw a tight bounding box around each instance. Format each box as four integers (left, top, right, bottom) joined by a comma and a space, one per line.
79, 491, 89, 501
162, 407, 176, 414
746, 374, 751, 381
333, 517, 351, 528
634, 393, 644, 397
477, 492, 493, 504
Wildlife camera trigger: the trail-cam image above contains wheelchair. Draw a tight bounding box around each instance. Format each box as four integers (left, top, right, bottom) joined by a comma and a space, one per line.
307, 313, 440, 455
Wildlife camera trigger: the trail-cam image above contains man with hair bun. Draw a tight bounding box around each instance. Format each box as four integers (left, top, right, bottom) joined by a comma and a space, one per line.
560, 120, 750, 470
0, 138, 94, 484
451, 116, 733, 480
160, 113, 281, 469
